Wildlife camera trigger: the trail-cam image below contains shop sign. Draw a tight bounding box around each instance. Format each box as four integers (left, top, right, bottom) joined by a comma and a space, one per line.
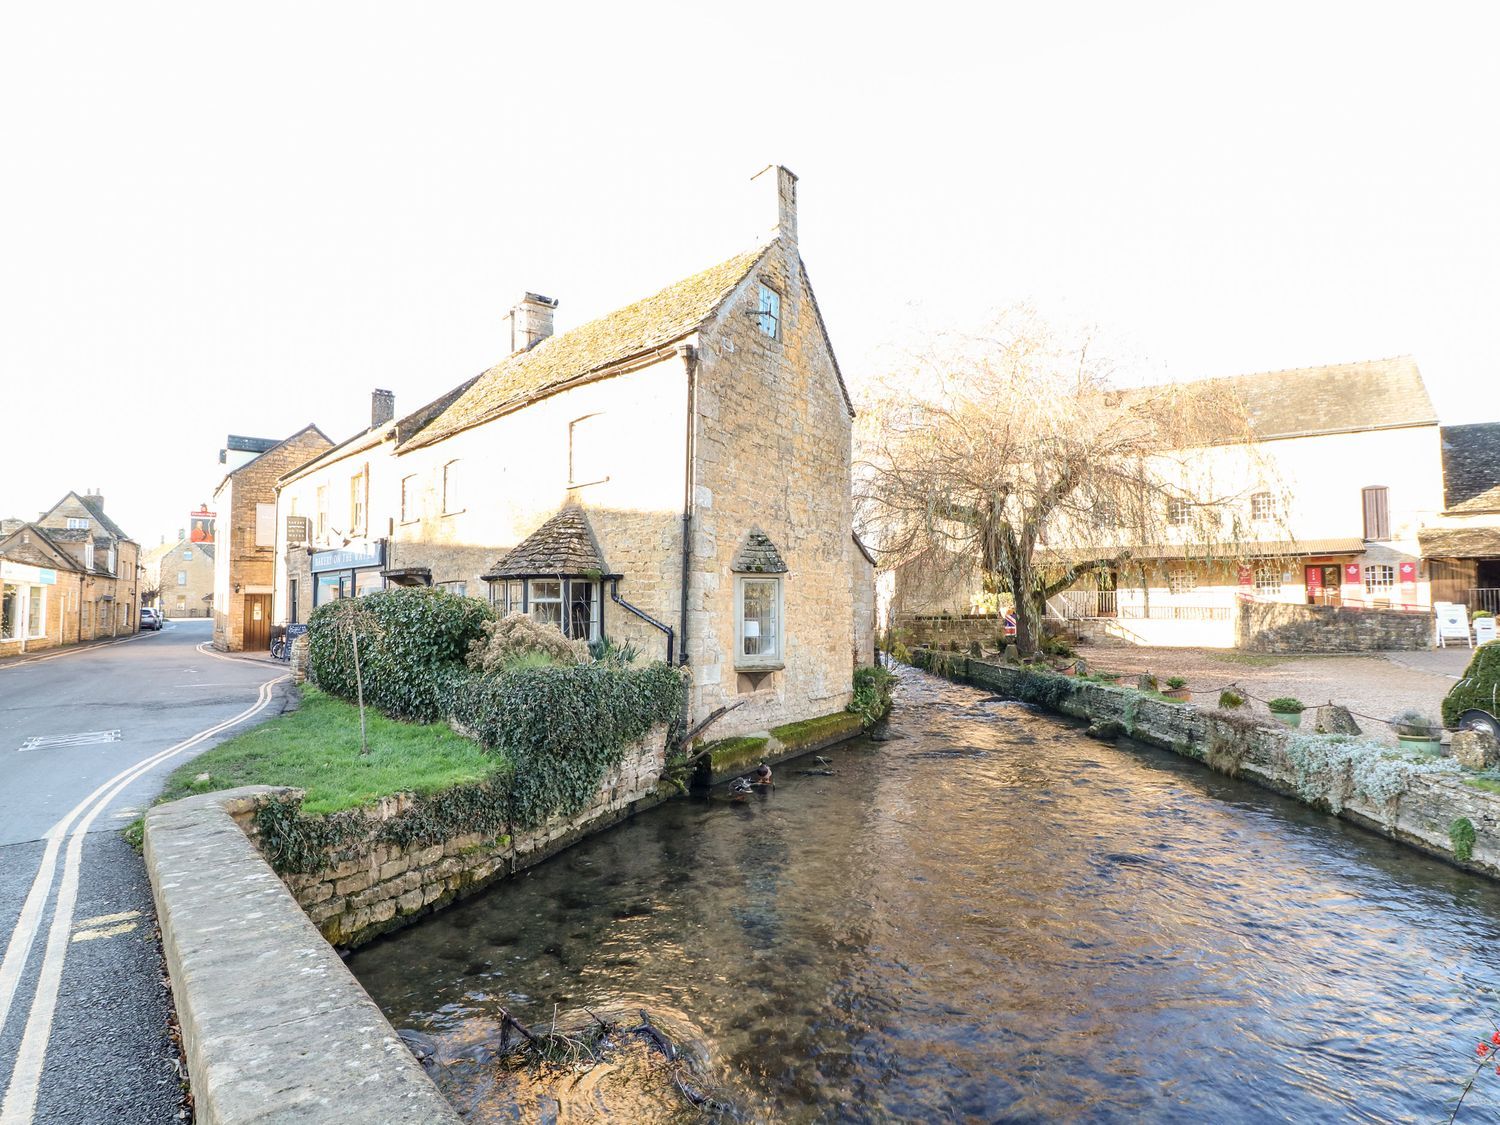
1399, 560, 1418, 590
1238, 565, 1253, 587
1343, 562, 1362, 585
311, 543, 384, 572
1305, 566, 1324, 595
0, 561, 52, 585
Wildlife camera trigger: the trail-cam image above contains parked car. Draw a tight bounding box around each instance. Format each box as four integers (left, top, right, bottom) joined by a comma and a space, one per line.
140, 607, 163, 631
1443, 642, 1500, 739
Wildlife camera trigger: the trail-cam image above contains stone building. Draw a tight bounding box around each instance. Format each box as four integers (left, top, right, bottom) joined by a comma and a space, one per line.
273, 166, 871, 738
0, 490, 141, 649
212, 425, 332, 651
143, 532, 216, 618
1419, 422, 1500, 613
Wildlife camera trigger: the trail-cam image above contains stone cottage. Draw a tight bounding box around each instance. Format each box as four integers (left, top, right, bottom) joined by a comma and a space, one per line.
142, 532, 216, 619
272, 166, 871, 738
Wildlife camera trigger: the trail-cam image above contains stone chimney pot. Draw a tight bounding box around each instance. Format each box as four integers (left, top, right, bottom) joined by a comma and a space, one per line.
751, 164, 798, 246
508, 293, 559, 354
372, 388, 395, 428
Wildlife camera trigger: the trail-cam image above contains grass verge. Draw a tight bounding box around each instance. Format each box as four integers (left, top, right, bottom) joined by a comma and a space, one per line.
152, 685, 501, 816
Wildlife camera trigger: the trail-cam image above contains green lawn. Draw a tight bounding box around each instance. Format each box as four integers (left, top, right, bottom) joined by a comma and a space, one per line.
154, 686, 503, 815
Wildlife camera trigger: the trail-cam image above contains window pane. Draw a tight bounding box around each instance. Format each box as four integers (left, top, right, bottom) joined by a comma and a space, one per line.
742, 578, 778, 657
757, 285, 780, 338
29, 588, 43, 636
569, 581, 596, 641
1, 585, 16, 639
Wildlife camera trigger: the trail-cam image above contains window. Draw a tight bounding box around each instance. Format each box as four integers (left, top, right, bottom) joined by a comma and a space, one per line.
528, 579, 563, 629
736, 576, 782, 665
66, 517, 88, 530
439, 580, 468, 598
350, 468, 367, 534
28, 586, 44, 638
84, 542, 95, 570
183, 549, 193, 560
289, 579, 299, 625
176, 595, 187, 613
505, 580, 523, 614
757, 284, 781, 339
1364, 564, 1395, 594
568, 581, 601, 642
568, 414, 608, 487
1254, 565, 1282, 595
107, 546, 116, 574
1250, 492, 1278, 522
316, 485, 329, 539
1166, 498, 1191, 526
177, 570, 188, 586
401, 475, 417, 523
1, 585, 17, 640
443, 461, 461, 514
1167, 571, 1196, 595
1362, 486, 1390, 541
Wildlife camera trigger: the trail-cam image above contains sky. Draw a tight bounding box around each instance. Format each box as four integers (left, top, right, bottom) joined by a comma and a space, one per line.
2, 2, 1496, 546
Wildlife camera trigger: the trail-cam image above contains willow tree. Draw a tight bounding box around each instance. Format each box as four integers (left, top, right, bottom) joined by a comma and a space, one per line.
857, 308, 1257, 657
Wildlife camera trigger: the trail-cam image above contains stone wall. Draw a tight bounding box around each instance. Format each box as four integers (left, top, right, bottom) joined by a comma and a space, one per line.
1238, 601, 1434, 653
894, 613, 1008, 650
915, 651, 1500, 878
242, 724, 669, 949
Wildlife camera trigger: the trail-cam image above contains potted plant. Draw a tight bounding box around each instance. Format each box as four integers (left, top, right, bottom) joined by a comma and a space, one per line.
1162, 676, 1191, 703
1267, 697, 1306, 728
1218, 688, 1246, 710
1390, 708, 1443, 753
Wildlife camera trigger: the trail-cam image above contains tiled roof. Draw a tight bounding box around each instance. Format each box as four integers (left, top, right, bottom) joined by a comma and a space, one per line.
77, 494, 130, 540
732, 528, 788, 573
1160, 356, 1436, 442
47, 528, 91, 542
1442, 422, 1500, 508
1419, 526, 1500, 557
219, 424, 332, 493
0, 524, 86, 573
483, 506, 614, 579
404, 245, 771, 451
1450, 484, 1500, 514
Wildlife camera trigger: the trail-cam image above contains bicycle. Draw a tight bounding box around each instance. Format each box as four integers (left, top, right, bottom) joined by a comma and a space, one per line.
270, 634, 292, 662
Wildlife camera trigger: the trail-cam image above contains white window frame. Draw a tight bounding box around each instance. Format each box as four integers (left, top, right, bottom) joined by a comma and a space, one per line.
1250, 492, 1278, 523
66, 517, 88, 530
400, 474, 418, 523
757, 284, 781, 339
1253, 565, 1282, 596
27, 585, 46, 639
443, 461, 462, 515
1167, 571, 1195, 595
1364, 564, 1396, 594
84, 542, 95, 571
183, 548, 193, 560
1166, 498, 1191, 526
735, 574, 784, 668
316, 485, 329, 540
527, 579, 563, 630
438, 580, 468, 598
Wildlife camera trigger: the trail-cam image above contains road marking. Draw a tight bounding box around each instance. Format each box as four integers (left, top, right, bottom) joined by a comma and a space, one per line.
0, 630, 156, 672
71, 923, 137, 943
75, 911, 140, 928
17, 731, 121, 753
0, 673, 285, 1124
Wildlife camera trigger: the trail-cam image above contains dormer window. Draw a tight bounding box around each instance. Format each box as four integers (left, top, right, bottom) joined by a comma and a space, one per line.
84, 542, 95, 570
757, 284, 781, 339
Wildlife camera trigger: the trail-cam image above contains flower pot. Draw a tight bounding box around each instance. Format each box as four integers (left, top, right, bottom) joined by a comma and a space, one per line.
1396, 734, 1442, 754
1270, 710, 1302, 728
1161, 687, 1191, 703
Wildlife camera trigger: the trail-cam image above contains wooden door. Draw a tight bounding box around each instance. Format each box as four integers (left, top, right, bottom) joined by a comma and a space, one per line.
243, 595, 272, 652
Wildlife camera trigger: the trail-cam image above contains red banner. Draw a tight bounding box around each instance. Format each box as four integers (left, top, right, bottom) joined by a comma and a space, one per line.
1238, 565, 1253, 587
1344, 562, 1362, 586
1399, 560, 1417, 587
1305, 566, 1324, 595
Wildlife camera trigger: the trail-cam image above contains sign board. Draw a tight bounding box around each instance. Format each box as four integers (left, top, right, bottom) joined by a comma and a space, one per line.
1344, 562, 1362, 585
286, 623, 309, 639
1238, 565, 1253, 587
310, 543, 384, 572
1477, 617, 1498, 646
1437, 603, 1472, 648
0, 561, 52, 586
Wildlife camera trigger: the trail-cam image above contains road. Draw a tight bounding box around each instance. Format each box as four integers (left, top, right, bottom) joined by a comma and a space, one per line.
0, 619, 287, 1123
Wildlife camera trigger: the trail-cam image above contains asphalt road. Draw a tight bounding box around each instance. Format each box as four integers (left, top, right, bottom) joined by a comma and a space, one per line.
0, 620, 288, 1123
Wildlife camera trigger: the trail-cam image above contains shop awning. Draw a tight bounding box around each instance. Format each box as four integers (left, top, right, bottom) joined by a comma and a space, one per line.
381, 567, 432, 587
1419, 526, 1500, 558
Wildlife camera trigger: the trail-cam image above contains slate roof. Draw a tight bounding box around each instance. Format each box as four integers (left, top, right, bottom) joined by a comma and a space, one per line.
77, 494, 130, 540
1450, 484, 1500, 514
732, 528, 789, 573
217, 424, 332, 494
1159, 356, 1437, 442
483, 506, 615, 579
1419, 526, 1500, 558
404, 245, 772, 451
0, 524, 86, 573
1442, 422, 1500, 509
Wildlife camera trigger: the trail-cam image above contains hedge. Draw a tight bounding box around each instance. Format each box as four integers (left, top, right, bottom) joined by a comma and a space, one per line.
1442, 643, 1500, 729
308, 587, 494, 722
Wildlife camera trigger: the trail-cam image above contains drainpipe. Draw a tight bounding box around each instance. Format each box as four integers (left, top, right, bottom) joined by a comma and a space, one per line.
677, 344, 699, 668
610, 579, 674, 664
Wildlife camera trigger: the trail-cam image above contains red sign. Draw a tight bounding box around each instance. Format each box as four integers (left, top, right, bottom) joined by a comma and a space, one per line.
1238, 565, 1253, 587
1399, 561, 1417, 586
1344, 563, 1362, 585
1305, 566, 1324, 595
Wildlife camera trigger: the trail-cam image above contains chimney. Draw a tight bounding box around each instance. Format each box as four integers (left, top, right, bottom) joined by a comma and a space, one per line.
1, 518, 22, 537
508, 293, 559, 354
751, 164, 798, 247
372, 388, 396, 428
85, 488, 105, 511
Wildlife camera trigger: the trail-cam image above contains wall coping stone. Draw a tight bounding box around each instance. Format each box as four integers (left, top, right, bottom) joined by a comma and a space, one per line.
144, 785, 460, 1125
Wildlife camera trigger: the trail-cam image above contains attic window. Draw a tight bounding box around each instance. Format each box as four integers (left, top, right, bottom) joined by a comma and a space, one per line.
757, 284, 781, 339
66, 518, 88, 530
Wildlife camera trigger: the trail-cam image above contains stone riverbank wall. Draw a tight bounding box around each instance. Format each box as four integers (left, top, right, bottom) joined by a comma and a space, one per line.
913, 650, 1500, 879
1238, 601, 1435, 653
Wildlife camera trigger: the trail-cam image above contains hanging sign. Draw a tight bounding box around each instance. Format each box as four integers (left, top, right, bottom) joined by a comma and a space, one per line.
1305, 566, 1324, 596
1398, 560, 1418, 590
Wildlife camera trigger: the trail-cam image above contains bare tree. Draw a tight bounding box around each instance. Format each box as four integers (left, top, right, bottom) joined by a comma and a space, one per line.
857, 307, 1258, 657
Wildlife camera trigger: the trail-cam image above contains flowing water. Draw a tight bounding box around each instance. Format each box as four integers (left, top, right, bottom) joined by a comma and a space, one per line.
351, 666, 1500, 1122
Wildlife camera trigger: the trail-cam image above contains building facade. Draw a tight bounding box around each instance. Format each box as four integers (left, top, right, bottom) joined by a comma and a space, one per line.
272, 167, 870, 738
143, 532, 217, 618
1420, 422, 1500, 614
212, 426, 333, 651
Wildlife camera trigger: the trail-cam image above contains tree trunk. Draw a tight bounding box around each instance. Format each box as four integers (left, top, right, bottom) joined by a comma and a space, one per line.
352, 626, 369, 756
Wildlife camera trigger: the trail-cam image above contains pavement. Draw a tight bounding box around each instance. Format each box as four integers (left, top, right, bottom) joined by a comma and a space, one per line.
1074, 643, 1472, 741
0, 619, 288, 1123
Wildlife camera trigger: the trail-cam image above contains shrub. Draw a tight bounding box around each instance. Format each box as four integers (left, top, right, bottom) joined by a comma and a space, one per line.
1451, 817, 1477, 862
450, 661, 686, 828
309, 587, 494, 722
1267, 697, 1305, 714
1475, 610, 1495, 620
467, 612, 589, 675
1280, 733, 1459, 819
1389, 708, 1441, 739
848, 664, 897, 726
1442, 643, 1500, 729
589, 636, 641, 665
1219, 689, 1247, 709
1166, 676, 1188, 689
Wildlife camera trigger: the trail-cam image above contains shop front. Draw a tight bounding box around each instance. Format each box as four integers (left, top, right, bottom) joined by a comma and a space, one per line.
1, 560, 57, 655
310, 542, 386, 607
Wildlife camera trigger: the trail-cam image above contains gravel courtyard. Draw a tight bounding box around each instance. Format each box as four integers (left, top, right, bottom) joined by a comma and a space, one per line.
1072, 644, 1474, 743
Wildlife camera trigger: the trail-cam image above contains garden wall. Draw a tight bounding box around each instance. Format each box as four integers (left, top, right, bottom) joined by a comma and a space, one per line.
893, 613, 1007, 650
914, 650, 1500, 878
1238, 601, 1434, 653
240, 724, 669, 949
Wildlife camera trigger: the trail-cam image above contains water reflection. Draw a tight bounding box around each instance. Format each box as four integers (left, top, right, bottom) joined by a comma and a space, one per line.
351, 666, 1500, 1122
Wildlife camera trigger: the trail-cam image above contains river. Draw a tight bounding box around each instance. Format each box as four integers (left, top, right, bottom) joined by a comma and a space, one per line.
350, 665, 1500, 1122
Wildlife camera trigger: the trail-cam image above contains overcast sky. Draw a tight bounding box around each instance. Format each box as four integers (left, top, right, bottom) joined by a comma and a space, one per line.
2, 2, 1495, 545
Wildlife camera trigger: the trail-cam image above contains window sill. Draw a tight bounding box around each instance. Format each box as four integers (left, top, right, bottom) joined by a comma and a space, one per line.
734, 660, 784, 673
442, 509, 466, 518
566, 477, 610, 490
399, 519, 420, 527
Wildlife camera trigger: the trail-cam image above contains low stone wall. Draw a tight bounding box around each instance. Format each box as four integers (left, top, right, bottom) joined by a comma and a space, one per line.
893, 613, 1007, 650
145, 787, 462, 1124
914, 650, 1500, 878
694, 710, 866, 786
255, 724, 669, 948
1238, 601, 1434, 653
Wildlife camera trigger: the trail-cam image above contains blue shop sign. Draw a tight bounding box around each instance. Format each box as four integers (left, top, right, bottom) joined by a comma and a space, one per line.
311, 544, 384, 572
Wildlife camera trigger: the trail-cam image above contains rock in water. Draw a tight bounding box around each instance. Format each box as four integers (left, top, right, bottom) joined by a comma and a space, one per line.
1313, 704, 1361, 736
398, 1028, 439, 1067
1453, 729, 1500, 770
1085, 720, 1125, 742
